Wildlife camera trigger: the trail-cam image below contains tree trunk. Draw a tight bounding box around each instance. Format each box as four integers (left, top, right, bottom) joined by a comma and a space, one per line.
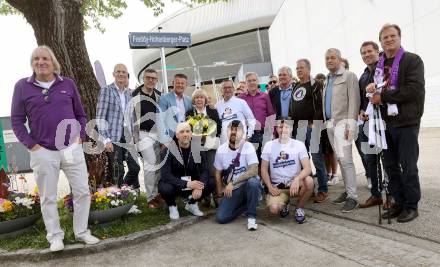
6, 0, 99, 120
7, 0, 107, 186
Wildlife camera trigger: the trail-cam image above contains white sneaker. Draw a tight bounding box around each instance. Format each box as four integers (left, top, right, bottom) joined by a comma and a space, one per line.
169, 206, 180, 220
50, 239, 64, 252
185, 203, 204, 216
76, 234, 100, 245
366, 177, 372, 189
247, 218, 258, 231
327, 175, 340, 186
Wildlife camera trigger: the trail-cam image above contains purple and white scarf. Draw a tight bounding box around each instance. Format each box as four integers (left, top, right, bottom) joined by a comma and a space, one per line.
373, 47, 405, 116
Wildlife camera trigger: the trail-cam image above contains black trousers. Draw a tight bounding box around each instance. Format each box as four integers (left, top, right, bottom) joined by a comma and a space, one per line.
106, 134, 140, 188
383, 124, 421, 209
158, 178, 216, 206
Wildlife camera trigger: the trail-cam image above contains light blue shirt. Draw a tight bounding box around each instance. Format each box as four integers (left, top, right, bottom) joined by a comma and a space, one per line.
325, 75, 336, 119
280, 85, 293, 118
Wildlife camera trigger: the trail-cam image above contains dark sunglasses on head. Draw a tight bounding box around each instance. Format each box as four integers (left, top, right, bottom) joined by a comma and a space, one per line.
42, 89, 50, 103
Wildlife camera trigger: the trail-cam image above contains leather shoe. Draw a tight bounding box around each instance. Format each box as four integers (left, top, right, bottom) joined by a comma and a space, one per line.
381, 204, 403, 219
359, 195, 383, 208
397, 208, 418, 223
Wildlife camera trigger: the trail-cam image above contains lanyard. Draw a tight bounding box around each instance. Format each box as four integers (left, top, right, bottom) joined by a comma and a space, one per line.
177, 146, 191, 176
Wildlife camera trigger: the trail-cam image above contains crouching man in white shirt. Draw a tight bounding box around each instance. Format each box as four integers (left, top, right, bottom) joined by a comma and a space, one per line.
260, 119, 314, 224
214, 120, 261, 230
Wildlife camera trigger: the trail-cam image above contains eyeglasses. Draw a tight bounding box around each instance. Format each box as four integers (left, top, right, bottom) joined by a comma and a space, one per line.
268, 81, 277, 85
42, 89, 50, 103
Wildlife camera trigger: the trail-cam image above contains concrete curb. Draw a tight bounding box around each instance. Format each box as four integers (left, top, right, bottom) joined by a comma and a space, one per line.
0, 210, 214, 262
303, 206, 440, 245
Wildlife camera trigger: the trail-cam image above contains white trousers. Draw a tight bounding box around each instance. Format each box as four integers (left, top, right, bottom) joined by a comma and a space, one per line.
30, 143, 91, 243
138, 131, 161, 201
326, 126, 358, 200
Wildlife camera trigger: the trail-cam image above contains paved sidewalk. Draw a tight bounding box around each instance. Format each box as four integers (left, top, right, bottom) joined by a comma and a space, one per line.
307, 127, 440, 244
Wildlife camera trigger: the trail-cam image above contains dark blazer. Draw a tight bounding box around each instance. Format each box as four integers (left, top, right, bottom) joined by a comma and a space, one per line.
269, 83, 296, 119
159, 144, 209, 189
269, 86, 282, 119
185, 106, 222, 137
380, 51, 425, 127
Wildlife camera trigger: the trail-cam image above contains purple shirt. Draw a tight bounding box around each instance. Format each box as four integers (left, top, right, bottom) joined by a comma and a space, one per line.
239, 90, 275, 130
11, 74, 87, 151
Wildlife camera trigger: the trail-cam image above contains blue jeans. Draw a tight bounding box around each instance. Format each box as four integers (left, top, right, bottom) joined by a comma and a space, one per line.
294, 125, 328, 193
216, 177, 261, 223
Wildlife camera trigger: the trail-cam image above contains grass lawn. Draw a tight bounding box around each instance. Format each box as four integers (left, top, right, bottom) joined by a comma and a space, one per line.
0, 194, 204, 251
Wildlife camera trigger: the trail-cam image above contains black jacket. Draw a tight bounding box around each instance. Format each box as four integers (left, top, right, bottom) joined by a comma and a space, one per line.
185, 106, 222, 137
132, 85, 161, 99
312, 79, 324, 121
359, 63, 377, 112
380, 52, 425, 127
159, 144, 209, 189
269, 83, 296, 119
288, 79, 324, 122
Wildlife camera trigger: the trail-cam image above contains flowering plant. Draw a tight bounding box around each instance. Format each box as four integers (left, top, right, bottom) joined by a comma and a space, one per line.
186, 113, 217, 137
0, 169, 40, 222
64, 185, 137, 212
0, 191, 40, 222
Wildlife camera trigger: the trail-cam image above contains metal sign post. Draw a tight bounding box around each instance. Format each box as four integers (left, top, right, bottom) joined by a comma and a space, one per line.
128, 30, 192, 94
0, 121, 8, 171
158, 27, 168, 93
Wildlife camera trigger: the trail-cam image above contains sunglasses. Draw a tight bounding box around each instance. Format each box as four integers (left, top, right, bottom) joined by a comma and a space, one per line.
42, 89, 50, 103
268, 81, 277, 85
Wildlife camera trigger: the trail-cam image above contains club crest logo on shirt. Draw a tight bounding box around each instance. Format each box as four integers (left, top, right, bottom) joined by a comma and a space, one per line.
224, 107, 232, 115
293, 87, 306, 101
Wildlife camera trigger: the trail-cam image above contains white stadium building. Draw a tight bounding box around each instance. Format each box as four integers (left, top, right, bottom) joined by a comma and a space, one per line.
132, 0, 440, 127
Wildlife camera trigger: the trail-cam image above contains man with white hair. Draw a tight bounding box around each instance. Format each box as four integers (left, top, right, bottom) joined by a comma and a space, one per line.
269, 66, 296, 120
11, 46, 99, 251
216, 80, 256, 144
158, 122, 214, 220
323, 48, 361, 213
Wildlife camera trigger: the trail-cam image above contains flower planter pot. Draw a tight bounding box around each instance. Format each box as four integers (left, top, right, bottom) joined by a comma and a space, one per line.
88, 203, 133, 225
0, 213, 41, 239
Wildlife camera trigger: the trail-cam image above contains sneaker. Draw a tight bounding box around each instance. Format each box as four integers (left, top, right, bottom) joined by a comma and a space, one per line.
294, 208, 306, 224
366, 177, 372, 189
313, 192, 329, 203
279, 204, 290, 218
49, 239, 64, 252
341, 198, 358, 213
327, 175, 340, 186
169, 205, 180, 220
76, 234, 100, 245
332, 192, 347, 204
185, 203, 204, 217
247, 218, 258, 231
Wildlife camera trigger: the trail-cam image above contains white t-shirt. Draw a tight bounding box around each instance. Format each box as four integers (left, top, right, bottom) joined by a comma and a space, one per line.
216, 96, 256, 143
261, 138, 309, 186
36, 79, 55, 89
214, 141, 259, 189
